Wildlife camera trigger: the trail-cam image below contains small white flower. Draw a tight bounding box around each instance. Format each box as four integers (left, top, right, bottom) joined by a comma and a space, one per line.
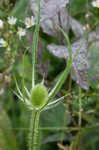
0, 19, 3, 29
8, 16, 17, 25
0, 38, 8, 47
0, 88, 4, 95
17, 27, 26, 38
92, 0, 99, 7
25, 16, 35, 28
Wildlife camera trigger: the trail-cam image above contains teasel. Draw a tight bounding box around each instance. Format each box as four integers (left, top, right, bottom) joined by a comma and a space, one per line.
30, 83, 48, 109
14, 0, 73, 150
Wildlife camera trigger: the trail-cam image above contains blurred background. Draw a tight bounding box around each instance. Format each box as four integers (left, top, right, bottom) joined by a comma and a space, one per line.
0, 0, 99, 150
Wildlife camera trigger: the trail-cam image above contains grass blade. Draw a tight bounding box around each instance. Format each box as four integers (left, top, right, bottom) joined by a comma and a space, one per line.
48, 28, 73, 102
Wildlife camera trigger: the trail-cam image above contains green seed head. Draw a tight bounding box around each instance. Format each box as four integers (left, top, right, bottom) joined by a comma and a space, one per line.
30, 83, 48, 109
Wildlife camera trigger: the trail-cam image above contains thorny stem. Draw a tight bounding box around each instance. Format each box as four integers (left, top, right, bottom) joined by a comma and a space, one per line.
29, 110, 40, 150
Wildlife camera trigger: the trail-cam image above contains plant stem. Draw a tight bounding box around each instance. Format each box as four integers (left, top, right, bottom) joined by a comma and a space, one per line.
29, 110, 40, 150
78, 87, 82, 127
32, 0, 40, 89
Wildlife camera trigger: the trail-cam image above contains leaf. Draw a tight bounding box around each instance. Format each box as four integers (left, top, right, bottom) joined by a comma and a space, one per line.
41, 8, 70, 39
0, 105, 18, 150
30, 0, 68, 21
30, 0, 70, 39
30, 0, 86, 40
47, 38, 89, 90
44, 96, 65, 111
70, 17, 85, 38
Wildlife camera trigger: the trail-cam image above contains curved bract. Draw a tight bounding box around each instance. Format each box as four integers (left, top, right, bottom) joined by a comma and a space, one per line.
30, 83, 48, 108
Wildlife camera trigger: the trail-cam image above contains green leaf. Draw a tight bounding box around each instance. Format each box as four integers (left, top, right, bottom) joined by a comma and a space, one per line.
47, 28, 72, 103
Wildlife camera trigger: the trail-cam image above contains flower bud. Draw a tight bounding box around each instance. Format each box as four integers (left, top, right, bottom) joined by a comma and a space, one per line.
30, 83, 48, 108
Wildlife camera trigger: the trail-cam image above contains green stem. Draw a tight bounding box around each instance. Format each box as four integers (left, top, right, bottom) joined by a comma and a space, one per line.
78, 87, 82, 127
29, 110, 40, 150
32, 0, 40, 89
